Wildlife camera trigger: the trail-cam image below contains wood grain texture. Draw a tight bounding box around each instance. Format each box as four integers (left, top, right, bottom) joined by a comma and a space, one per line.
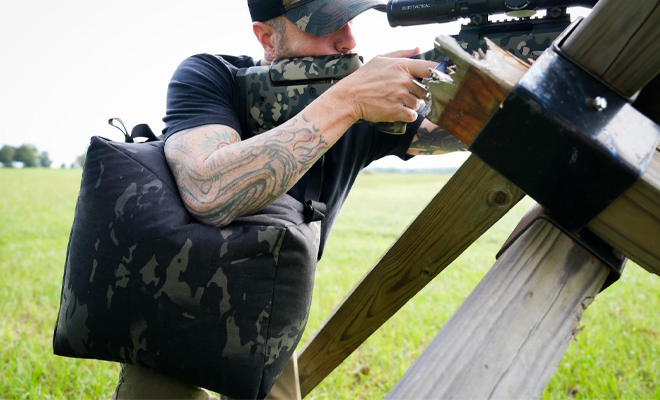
298, 155, 526, 397
561, 0, 660, 274
426, 37, 529, 145
436, 67, 510, 145
385, 220, 610, 399
589, 148, 660, 275
561, 0, 660, 96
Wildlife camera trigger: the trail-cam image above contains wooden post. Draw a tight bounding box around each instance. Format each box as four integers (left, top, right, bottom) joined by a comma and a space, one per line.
425, 27, 660, 274
297, 154, 525, 397
298, 0, 660, 395
561, 0, 660, 97
559, 0, 660, 274
588, 158, 660, 274
385, 218, 610, 399
384, 1, 660, 396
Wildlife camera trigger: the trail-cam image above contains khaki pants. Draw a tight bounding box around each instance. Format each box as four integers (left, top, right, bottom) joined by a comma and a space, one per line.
112, 354, 299, 400
112, 364, 228, 400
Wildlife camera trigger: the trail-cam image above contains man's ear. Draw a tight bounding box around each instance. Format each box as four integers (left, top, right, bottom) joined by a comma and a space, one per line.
253, 22, 276, 61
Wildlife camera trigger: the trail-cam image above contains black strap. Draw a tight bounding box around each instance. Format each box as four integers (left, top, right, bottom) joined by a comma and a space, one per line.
108, 118, 160, 143
303, 155, 326, 223
108, 118, 131, 142
131, 124, 160, 142
304, 155, 324, 202
303, 200, 326, 223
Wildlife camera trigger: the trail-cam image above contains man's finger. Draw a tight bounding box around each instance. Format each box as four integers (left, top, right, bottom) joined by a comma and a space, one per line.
402, 105, 419, 123
406, 59, 439, 79
382, 47, 420, 59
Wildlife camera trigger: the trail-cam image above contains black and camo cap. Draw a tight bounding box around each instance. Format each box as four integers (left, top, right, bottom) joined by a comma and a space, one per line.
248, 0, 386, 36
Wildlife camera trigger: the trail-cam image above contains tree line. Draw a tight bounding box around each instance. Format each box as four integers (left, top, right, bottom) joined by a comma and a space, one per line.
0, 144, 85, 168
0, 144, 52, 167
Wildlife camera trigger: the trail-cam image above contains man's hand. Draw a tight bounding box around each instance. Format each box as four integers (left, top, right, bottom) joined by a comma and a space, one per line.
327, 48, 438, 124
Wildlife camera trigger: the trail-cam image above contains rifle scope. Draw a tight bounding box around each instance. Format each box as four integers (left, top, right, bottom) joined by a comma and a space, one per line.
387, 0, 598, 27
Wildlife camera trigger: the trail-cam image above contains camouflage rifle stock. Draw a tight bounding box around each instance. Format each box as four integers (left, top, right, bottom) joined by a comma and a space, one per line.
236, 54, 409, 138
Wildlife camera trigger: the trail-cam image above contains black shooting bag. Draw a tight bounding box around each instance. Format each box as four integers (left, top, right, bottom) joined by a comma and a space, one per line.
53, 123, 322, 399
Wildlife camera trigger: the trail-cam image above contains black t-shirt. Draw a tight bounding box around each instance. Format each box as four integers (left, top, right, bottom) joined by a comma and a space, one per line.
163, 54, 423, 257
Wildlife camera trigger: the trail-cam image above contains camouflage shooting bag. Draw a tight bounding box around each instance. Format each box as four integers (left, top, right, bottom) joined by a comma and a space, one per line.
53, 132, 321, 399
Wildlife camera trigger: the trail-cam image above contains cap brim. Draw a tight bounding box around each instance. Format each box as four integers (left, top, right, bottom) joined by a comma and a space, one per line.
285, 0, 386, 36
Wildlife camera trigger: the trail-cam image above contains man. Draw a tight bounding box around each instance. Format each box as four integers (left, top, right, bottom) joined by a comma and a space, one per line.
113, 0, 464, 398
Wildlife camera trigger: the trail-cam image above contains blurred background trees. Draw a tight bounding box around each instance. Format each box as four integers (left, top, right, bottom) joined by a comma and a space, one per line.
1, 144, 75, 168
0, 145, 15, 166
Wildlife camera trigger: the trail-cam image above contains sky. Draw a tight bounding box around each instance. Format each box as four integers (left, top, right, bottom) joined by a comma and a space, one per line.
0, 1, 591, 169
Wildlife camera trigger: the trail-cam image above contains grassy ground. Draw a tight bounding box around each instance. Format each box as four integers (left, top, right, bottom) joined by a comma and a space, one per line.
0, 169, 118, 399
1, 168, 658, 399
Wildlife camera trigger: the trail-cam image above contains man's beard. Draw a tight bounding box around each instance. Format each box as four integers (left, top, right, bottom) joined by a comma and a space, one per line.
273, 33, 295, 60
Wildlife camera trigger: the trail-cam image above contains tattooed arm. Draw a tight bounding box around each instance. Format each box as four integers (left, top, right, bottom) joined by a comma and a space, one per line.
164, 103, 352, 227
407, 119, 467, 155
164, 55, 438, 228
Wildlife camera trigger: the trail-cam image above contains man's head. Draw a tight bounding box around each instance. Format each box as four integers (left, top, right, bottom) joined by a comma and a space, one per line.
249, 0, 385, 62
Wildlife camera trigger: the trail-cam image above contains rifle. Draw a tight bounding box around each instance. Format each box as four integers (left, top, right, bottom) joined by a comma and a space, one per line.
236, 0, 598, 138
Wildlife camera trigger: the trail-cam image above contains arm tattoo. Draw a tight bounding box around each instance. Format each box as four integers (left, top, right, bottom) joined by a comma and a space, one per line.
199, 130, 234, 154
165, 113, 329, 227
409, 126, 467, 155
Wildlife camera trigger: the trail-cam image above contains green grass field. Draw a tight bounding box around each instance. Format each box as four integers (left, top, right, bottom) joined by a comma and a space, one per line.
1, 168, 658, 399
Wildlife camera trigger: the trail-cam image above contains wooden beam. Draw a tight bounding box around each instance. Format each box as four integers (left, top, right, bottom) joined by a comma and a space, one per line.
561, 0, 660, 97
297, 43, 529, 398
588, 154, 660, 275
297, 155, 526, 397
424, 37, 528, 145
557, 0, 660, 273
426, 31, 660, 275
385, 219, 610, 399
299, 0, 660, 393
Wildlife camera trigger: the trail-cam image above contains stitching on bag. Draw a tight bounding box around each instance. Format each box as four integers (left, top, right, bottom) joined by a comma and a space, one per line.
258, 227, 287, 396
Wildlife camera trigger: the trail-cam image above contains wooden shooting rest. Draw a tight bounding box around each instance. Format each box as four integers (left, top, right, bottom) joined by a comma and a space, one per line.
268, 0, 660, 398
